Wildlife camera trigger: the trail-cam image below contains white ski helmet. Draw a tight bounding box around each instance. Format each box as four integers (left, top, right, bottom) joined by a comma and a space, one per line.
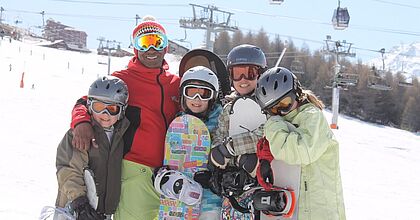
179, 66, 220, 116
180, 66, 219, 94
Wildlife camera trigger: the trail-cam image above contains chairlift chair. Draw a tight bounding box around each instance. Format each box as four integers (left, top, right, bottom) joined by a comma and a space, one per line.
367, 68, 392, 90
336, 72, 358, 86
332, 1, 350, 30
397, 71, 414, 88
269, 0, 284, 5
290, 59, 304, 74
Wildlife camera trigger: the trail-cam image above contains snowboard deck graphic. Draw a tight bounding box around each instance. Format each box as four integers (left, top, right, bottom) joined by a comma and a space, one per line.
178, 49, 231, 106
158, 114, 211, 220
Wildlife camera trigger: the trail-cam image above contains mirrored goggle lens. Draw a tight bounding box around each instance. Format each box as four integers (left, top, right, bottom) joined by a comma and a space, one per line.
91, 101, 121, 116
269, 95, 295, 115
183, 85, 214, 101
230, 65, 260, 81
133, 33, 168, 52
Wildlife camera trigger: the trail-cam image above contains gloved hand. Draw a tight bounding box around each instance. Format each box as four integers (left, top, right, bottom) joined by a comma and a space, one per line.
236, 153, 259, 177
256, 137, 274, 190
71, 196, 104, 220
72, 122, 97, 151
209, 138, 235, 170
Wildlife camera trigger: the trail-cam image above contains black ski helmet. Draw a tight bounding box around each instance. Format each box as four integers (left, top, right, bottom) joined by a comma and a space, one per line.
226, 44, 267, 69
255, 67, 301, 111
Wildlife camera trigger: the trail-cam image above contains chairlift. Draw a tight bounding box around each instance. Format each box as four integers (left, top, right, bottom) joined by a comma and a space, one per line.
397, 61, 414, 88
336, 72, 358, 86
290, 58, 304, 74
332, 0, 350, 30
269, 0, 284, 5
367, 66, 392, 91
397, 71, 414, 88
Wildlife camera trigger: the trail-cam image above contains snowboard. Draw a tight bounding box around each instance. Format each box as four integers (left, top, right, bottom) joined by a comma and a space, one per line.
178, 49, 231, 106
158, 114, 211, 220
39, 206, 75, 220
39, 168, 98, 220
221, 96, 267, 220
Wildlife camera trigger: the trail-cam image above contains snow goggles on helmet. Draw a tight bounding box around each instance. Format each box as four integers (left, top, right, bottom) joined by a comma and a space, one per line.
267, 92, 297, 116
133, 32, 168, 52
229, 65, 260, 81
89, 99, 122, 116
183, 85, 214, 101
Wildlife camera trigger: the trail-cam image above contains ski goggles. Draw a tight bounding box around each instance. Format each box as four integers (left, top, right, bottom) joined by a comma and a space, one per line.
183, 85, 214, 101
229, 65, 260, 81
267, 92, 297, 116
89, 99, 123, 116
132, 32, 168, 52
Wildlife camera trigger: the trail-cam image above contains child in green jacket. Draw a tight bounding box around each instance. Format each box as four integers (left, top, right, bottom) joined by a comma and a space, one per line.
255, 67, 346, 220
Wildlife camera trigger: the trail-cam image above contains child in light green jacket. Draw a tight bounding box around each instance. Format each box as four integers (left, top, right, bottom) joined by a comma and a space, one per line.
255, 67, 346, 220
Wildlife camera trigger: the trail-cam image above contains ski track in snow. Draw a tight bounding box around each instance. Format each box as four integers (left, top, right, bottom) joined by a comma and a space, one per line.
1, 37, 419, 219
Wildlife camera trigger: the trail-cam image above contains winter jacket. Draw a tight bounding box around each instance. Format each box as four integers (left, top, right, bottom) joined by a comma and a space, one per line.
264, 103, 346, 220
56, 117, 130, 215
71, 57, 180, 168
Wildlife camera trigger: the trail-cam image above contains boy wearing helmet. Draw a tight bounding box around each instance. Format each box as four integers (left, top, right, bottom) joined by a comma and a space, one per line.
255, 67, 346, 220
55, 76, 130, 220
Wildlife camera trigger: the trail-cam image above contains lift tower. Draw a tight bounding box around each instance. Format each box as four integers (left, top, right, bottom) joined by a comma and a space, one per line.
179, 4, 238, 52
324, 35, 356, 129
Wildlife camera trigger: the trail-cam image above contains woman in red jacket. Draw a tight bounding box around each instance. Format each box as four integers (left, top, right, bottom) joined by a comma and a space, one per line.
70, 16, 180, 220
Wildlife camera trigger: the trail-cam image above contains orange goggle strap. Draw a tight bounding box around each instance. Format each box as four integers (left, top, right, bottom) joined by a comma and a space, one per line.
132, 32, 168, 52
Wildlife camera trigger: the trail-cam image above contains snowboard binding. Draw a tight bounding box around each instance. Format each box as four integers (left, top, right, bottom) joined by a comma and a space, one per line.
153, 166, 203, 206
251, 187, 296, 218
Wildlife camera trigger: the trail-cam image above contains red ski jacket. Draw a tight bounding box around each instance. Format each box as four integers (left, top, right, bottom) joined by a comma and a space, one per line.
71, 57, 180, 167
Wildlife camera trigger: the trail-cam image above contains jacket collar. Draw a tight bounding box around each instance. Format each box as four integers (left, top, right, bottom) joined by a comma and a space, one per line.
126, 57, 169, 79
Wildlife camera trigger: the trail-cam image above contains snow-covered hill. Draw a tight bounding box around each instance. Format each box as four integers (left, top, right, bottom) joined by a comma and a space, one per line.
1, 37, 419, 220
370, 42, 420, 80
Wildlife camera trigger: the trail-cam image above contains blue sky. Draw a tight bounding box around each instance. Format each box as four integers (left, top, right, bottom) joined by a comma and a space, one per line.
1, 0, 419, 61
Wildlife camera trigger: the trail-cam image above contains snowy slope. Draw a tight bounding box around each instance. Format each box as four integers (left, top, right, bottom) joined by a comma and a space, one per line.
1, 37, 420, 219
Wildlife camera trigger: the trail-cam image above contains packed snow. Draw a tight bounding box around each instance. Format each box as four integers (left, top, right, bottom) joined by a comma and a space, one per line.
1, 37, 419, 219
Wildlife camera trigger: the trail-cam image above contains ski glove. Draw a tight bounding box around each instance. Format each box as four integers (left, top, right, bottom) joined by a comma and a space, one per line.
209, 137, 235, 170
71, 196, 104, 220
236, 153, 259, 177
256, 137, 274, 190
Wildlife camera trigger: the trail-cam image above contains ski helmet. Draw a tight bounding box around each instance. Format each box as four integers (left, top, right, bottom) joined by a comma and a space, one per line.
255, 67, 300, 111
88, 76, 129, 106
226, 44, 267, 69
180, 66, 220, 117
180, 66, 219, 93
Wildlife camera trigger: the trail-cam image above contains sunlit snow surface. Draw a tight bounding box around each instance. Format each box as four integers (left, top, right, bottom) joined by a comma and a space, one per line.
1, 37, 419, 219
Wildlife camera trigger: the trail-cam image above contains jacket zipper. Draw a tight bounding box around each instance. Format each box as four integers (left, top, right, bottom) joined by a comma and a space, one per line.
156, 68, 168, 129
